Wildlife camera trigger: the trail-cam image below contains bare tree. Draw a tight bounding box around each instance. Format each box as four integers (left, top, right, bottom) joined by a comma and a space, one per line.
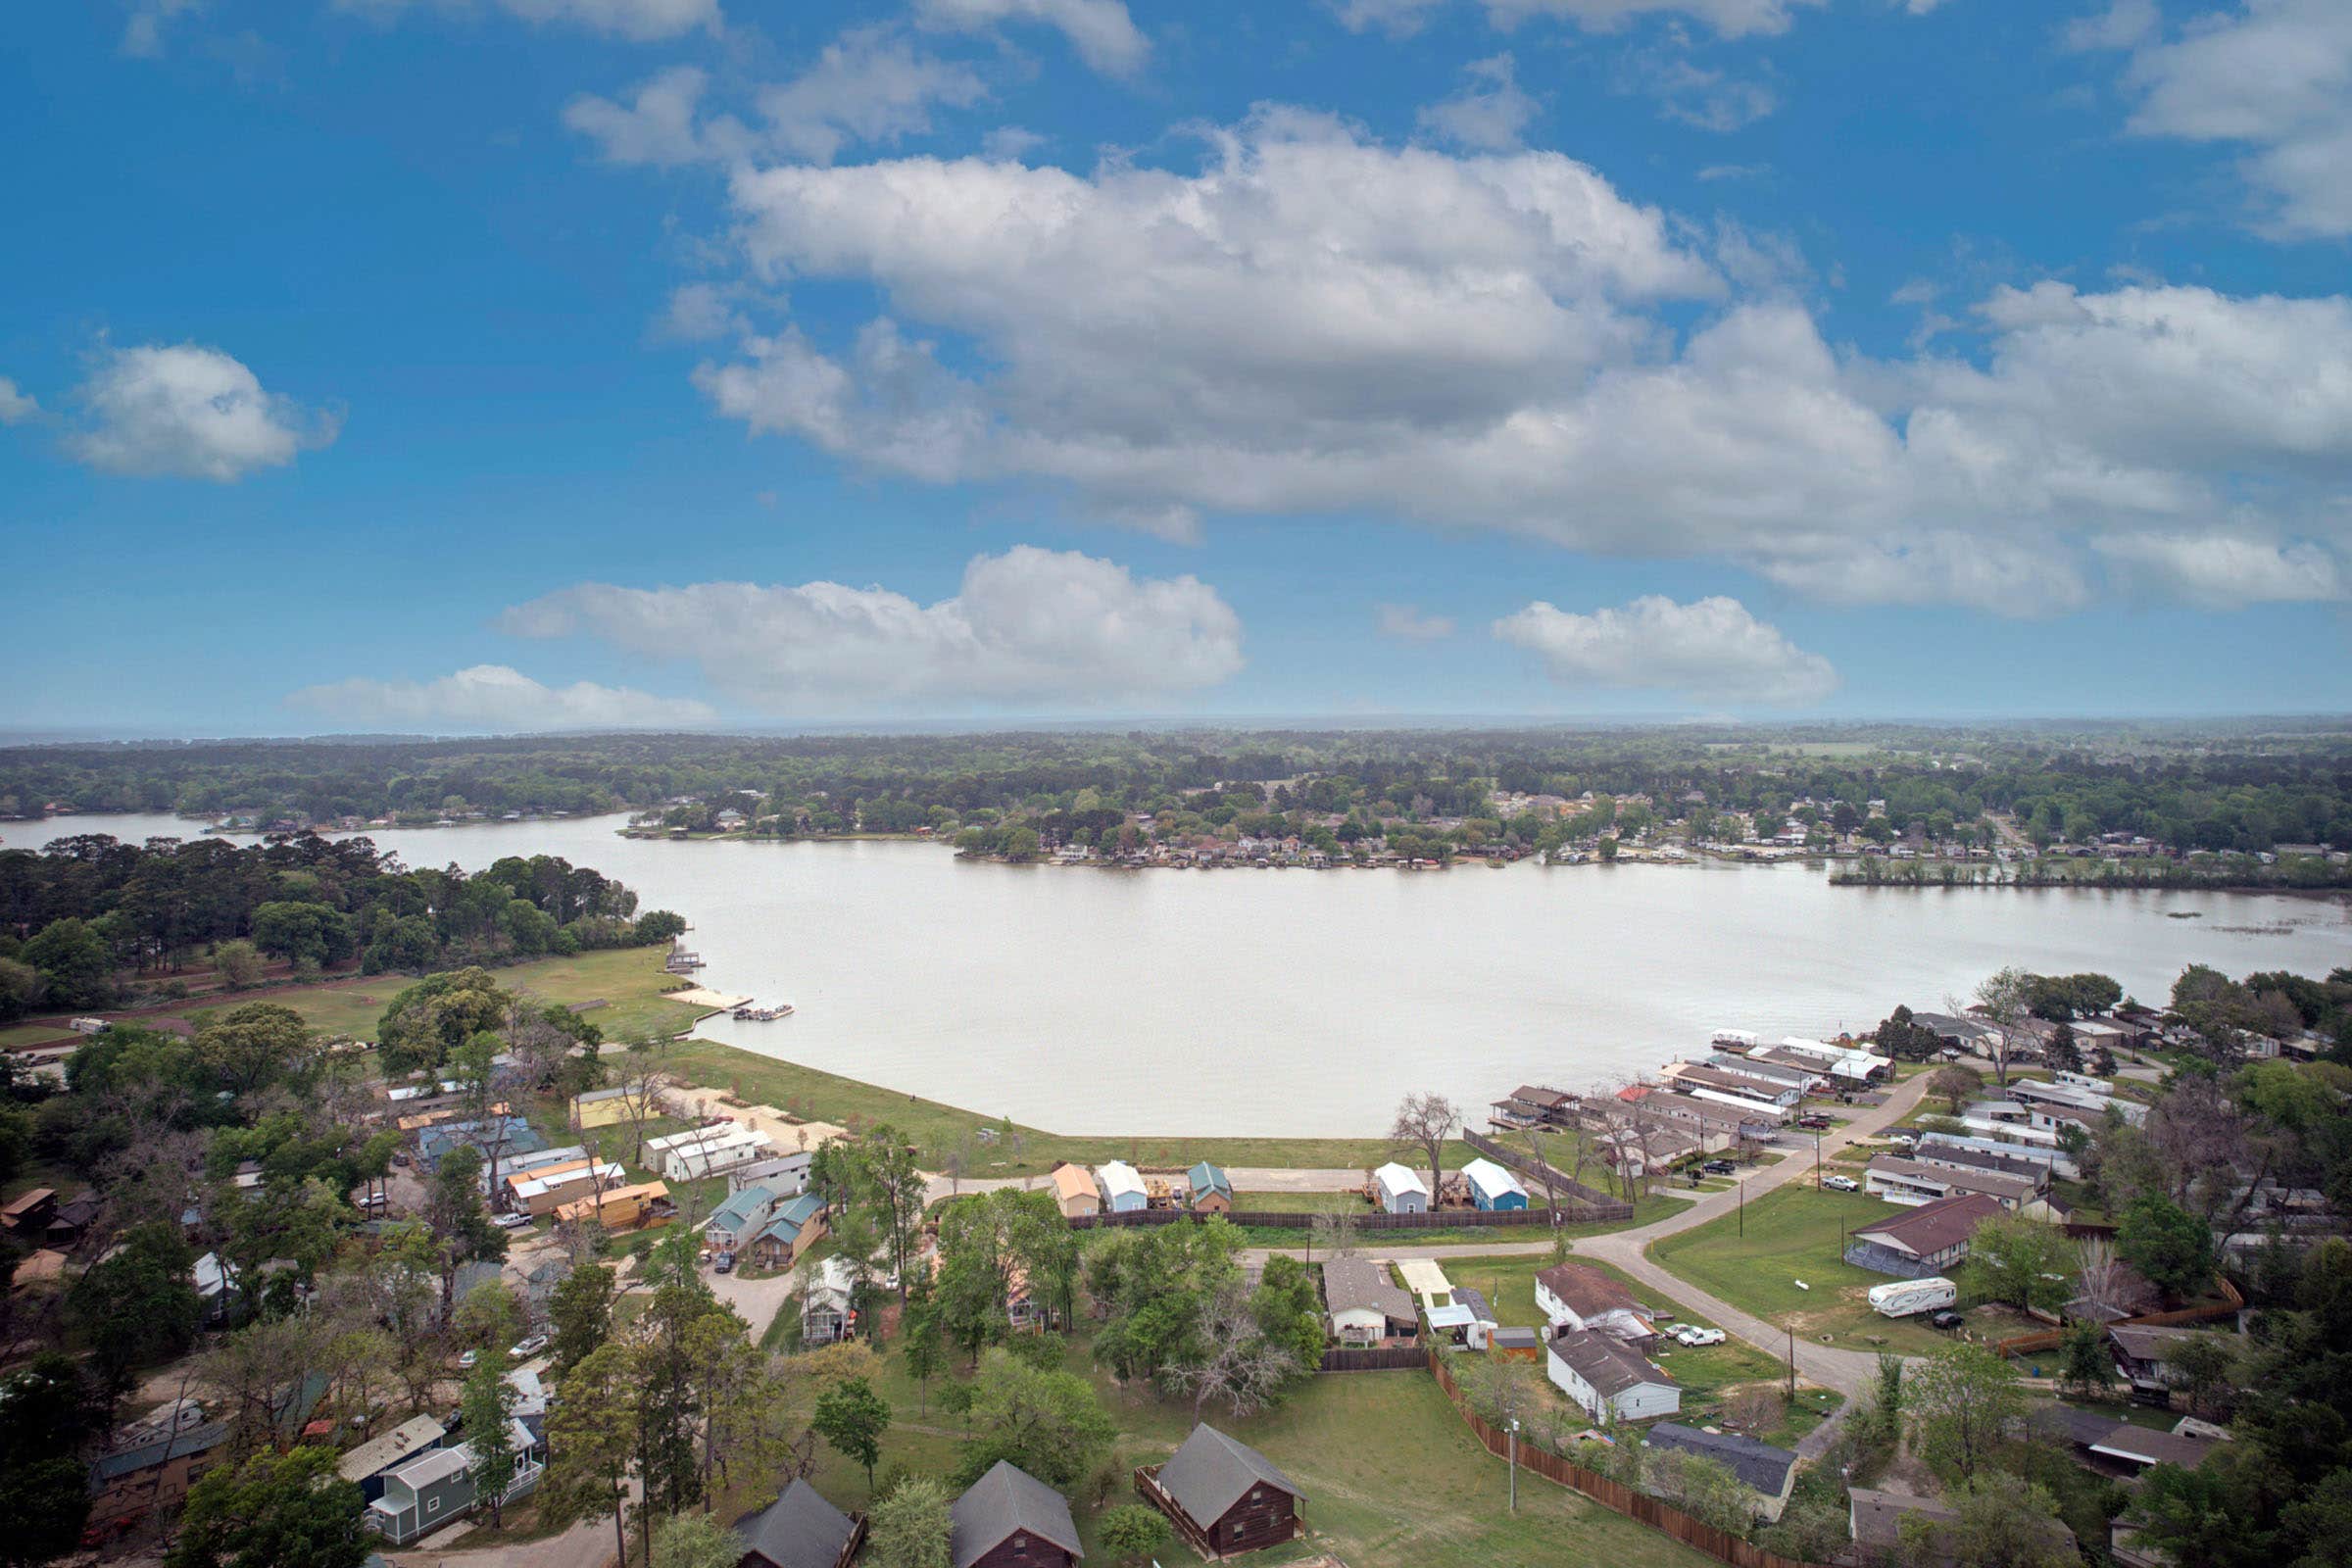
1161, 1282, 1307, 1416
1460, 1349, 1542, 1430
1392, 1092, 1460, 1211
1927, 1064, 1984, 1116
2147, 1075, 2244, 1223
1520, 1127, 1568, 1227
2074, 1236, 2127, 1319
1970, 969, 2034, 1086
1310, 1210, 1360, 1260
608, 1043, 666, 1168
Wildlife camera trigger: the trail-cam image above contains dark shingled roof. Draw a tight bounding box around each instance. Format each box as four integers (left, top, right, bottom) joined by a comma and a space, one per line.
89, 1420, 232, 1485
1321, 1259, 1415, 1325
734, 1479, 858, 1568
1643, 1423, 1797, 1497
951, 1461, 1082, 1568
1156, 1424, 1300, 1527
1548, 1328, 1672, 1397
1850, 1192, 2006, 1259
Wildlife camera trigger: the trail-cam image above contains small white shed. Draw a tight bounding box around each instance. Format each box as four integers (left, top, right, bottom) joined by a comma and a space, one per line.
1373, 1162, 1429, 1214
1096, 1160, 1150, 1213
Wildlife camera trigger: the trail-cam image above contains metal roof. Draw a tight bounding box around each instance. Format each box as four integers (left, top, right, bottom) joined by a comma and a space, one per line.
338, 1416, 448, 1482
950, 1461, 1082, 1568
1459, 1157, 1527, 1200
1155, 1424, 1299, 1527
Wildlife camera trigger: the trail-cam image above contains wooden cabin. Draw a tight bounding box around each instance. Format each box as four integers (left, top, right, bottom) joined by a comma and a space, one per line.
1143, 1424, 1304, 1558
949, 1461, 1082, 1568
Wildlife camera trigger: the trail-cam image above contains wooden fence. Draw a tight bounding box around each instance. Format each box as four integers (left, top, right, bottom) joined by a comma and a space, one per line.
1067, 1205, 1599, 1232
1318, 1346, 1431, 1372
1990, 1274, 2244, 1359
1428, 1354, 1834, 1568
1459, 1129, 1630, 1215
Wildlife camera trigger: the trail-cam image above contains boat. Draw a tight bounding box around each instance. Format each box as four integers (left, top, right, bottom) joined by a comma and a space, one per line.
732, 1002, 794, 1021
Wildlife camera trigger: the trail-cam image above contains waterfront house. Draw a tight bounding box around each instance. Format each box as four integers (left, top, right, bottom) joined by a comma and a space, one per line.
1049, 1163, 1101, 1219
1707, 1054, 1819, 1094
1323, 1258, 1417, 1345
1642, 1423, 1798, 1522
1661, 1062, 1801, 1111
365, 1419, 543, 1545
1460, 1157, 1530, 1211
733, 1477, 863, 1568
950, 1460, 1083, 1568
1845, 1193, 2006, 1277
1096, 1160, 1150, 1214
1545, 1328, 1680, 1422
337, 1415, 447, 1503
1490, 1085, 1578, 1131
802, 1256, 858, 1347
707, 1184, 779, 1253
1535, 1261, 1656, 1342
748, 1193, 828, 1269
1863, 1155, 2038, 1210
1187, 1161, 1233, 1213
1146, 1424, 1304, 1557
1372, 1162, 1429, 1214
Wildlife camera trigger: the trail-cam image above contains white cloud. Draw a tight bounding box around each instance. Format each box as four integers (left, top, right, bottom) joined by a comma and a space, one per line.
912, 0, 1148, 75
1696, 162, 1770, 181
2092, 532, 2346, 606
0, 377, 37, 424
122, 0, 202, 57
500, 546, 1244, 710
1418, 54, 1541, 151
756, 27, 988, 164
1484, 0, 1825, 39
566, 33, 987, 170
1376, 603, 1457, 641
2096, 0, 2352, 238
69, 344, 337, 481
1617, 49, 1778, 130
289, 664, 717, 732
982, 125, 1048, 160
564, 65, 712, 168
335, 0, 717, 41
1330, 0, 1449, 35
673, 111, 2352, 615
1495, 595, 1839, 705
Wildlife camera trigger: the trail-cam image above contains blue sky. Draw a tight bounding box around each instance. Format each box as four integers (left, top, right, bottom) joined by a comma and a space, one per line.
4, 0, 2350, 733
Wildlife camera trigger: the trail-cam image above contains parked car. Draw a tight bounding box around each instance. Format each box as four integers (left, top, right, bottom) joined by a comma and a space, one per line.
1672, 1325, 1727, 1347
510, 1335, 549, 1361
458, 1349, 480, 1369
1820, 1174, 1860, 1192
1701, 1160, 1737, 1176
1885, 1133, 1918, 1151
1929, 1309, 1966, 1330
713, 1253, 735, 1275
493, 1211, 531, 1230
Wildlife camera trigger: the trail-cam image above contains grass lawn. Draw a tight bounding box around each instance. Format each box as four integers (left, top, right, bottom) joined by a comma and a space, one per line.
0, 1022, 73, 1049
1648, 1185, 1952, 1355
1234, 1190, 1370, 1213
816, 1329, 1718, 1568
181, 947, 710, 1044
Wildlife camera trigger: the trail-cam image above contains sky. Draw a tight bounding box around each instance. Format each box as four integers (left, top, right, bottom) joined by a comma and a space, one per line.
3, 0, 2351, 734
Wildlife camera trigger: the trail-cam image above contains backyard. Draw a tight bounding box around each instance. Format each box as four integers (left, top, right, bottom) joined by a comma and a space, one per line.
1648, 1185, 1956, 1355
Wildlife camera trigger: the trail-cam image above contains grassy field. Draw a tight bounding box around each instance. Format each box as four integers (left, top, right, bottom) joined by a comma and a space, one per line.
1648, 1185, 1953, 1355
178, 946, 711, 1044
785, 1326, 1718, 1568
0, 1022, 73, 1049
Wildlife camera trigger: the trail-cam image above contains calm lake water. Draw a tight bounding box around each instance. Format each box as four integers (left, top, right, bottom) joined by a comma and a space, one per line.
17, 812, 2352, 1137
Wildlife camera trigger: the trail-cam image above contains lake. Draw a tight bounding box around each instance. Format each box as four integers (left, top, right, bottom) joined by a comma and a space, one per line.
15, 811, 2351, 1137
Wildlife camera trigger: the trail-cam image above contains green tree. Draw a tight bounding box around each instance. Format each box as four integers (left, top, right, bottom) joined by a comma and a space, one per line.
250, 902, 355, 969
902, 1289, 947, 1414
165, 1446, 367, 1568
458, 1358, 522, 1527
194, 1003, 313, 1099
211, 940, 267, 990
2057, 1322, 2113, 1401
2119, 1193, 2217, 1298
651, 1510, 742, 1568
69, 1220, 202, 1397
22, 918, 112, 1008
958, 1347, 1116, 1488
1962, 1214, 2074, 1314
1098, 1503, 1171, 1564
541, 1341, 642, 1568
1908, 1344, 2022, 1485
1911, 1470, 2078, 1568
1928, 1063, 1984, 1114
548, 1262, 617, 1377
812, 1376, 892, 1489
0, 1353, 95, 1568
866, 1476, 954, 1568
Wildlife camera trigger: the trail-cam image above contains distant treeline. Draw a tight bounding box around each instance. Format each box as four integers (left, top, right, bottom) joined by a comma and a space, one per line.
0, 832, 681, 1017
3, 723, 2349, 857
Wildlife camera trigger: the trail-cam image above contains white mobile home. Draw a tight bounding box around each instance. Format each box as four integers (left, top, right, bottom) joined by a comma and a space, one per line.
1547, 1329, 1680, 1422
662, 1128, 771, 1182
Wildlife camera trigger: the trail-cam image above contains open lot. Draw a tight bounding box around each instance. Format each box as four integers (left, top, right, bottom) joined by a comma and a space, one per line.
1648, 1185, 1956, 1355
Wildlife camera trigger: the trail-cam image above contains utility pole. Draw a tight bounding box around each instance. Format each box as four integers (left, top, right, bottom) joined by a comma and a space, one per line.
1509, 1418, 1521, 1513
1739, 1178, 1745, 1238
1787, 1322, 1796, 1399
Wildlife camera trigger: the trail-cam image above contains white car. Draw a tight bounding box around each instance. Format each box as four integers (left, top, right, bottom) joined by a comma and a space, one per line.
1821, 1174, 1860, 1193
1672, 1325, 1727, 1347
511, 1335, 549, 1360
457, 1349, 480, 1369
494, 1212, 531, 1230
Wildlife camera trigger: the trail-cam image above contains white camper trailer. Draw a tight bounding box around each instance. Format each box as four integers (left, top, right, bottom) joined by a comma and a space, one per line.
1867, 1277, 1959, 1318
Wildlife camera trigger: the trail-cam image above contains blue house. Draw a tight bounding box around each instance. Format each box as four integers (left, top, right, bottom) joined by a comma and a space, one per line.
708, 1184, 778, 1252
1461, 1157, 1530, 1211
748, 1192, 829, 1269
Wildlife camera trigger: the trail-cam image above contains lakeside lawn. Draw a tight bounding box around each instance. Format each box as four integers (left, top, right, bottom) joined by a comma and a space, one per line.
178, 946, 710, 1044
1648, 1185, 1952, 1355
783, 1321, 1718, 1568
